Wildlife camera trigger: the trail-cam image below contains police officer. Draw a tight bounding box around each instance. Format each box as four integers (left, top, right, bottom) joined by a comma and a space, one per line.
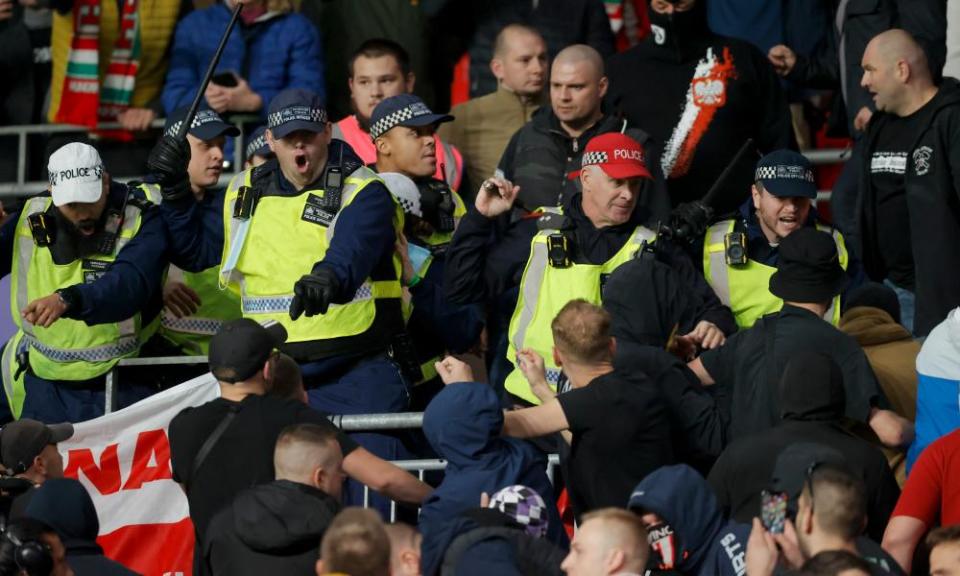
370, 94, 482, 407
445, 132, 735, 405
154, 107, 243, 357
149, 88, 410, 506
1, 142, 168, 423
244, 125, 274, 169
701, 150, 863, 329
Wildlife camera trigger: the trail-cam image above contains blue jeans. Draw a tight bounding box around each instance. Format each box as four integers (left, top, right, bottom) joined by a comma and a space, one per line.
884, 279, 916, 336
303, 353, 413, 516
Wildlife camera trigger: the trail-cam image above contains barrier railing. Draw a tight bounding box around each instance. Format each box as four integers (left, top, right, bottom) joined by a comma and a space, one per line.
0, 116, 260, 196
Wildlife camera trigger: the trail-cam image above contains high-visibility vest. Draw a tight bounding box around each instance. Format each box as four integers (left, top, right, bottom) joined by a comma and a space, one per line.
504, 208, 657, 404
159, 264, 242, 355
3, 193, 157, 416
219, 165, 404, 348
702, 219, 849, 328
332, 114, 464, 190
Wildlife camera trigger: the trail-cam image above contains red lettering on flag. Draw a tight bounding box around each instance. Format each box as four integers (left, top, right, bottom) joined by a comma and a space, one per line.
123, 429, 174, 490
65, 444, 121, 495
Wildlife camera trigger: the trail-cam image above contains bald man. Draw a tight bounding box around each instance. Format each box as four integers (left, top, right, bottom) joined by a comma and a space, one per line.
560, 508, 649, 576
495, 43, 669, 220
858, 28, 960, 337
203, 423, 344, 575
440, 24, 548, 199
384, 523, 422, 576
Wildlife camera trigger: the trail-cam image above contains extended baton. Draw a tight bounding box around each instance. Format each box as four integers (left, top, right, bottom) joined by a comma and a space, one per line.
175, 1, 244, 140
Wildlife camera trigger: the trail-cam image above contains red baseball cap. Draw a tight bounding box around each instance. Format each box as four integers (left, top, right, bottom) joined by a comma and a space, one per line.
567, 132, 652, 181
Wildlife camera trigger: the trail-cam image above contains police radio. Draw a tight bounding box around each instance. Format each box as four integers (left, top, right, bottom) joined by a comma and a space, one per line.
547, 233, 570, 268
320, 143, 345, 212
27, 213, 55, 247
724, 232, 748, 266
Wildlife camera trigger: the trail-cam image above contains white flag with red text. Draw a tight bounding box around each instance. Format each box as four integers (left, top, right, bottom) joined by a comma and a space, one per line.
59, 373, 219, 576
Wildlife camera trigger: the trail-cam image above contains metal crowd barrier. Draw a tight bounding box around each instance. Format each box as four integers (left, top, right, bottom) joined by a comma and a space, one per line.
0, 116, 260, 196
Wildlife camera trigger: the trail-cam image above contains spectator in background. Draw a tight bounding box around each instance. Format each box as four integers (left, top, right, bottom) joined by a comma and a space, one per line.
883, 428, 960, 573
434, 0, 615, 98
418, 369, 565, 548
383, 523, 421, 576
605, 0, 795, 215
707, 351, 900, 543
857, 29, 960, 337
203, 423, 344, 575
316, 508, 391, 576
926, 525, 960, 576
628, 464, 750, 575
23, 478, 139, 575
745, 464, 902, 576
333, 40, 464, 190
689, 228, 912, 449
46, 0, 184, 175
0, 420, 72, 519
265, 352, 308, 404
502, 299, 674, 520
560, 508, 649, 576
840, 282, 919, 484
0, 517, 73, 576
908, 307, 960, 471
498, 44, 668, 221
162, 0, 323, 134
439, 24, 547, 198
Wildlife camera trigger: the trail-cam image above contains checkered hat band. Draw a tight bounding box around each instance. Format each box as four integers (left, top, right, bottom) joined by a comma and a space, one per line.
489, 485, 548, 538
268, 106, 327, 129
369, 102, 433, 139
165, 109, 222, 138
245, 135, 267, 159
581, 151, 609, 167
755, 165, 814, 183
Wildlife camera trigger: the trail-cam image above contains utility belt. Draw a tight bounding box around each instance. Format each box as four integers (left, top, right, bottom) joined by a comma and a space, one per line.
13, 348, 107, 390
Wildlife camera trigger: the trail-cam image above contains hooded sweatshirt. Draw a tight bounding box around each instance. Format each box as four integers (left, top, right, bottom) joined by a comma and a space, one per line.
628, 464, 749, 576
605, 2, 795, 213
706, 351, 900, 542
24, 478, 140, 576
202, 479, 340, 576
419, 383, 566, 557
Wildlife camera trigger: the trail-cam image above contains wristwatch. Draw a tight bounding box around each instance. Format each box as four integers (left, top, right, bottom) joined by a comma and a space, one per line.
55, 287, 78, 312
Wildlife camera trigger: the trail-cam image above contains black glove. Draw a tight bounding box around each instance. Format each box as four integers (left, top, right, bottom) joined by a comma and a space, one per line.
669, 201, 714, 243
289, 268, 340, 320
147, 135, 192, 202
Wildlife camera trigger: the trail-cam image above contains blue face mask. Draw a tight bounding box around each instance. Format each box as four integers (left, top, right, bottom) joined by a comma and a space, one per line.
407, 242, 432, 276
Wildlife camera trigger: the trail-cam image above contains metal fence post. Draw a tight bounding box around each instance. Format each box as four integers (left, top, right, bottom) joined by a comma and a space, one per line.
104, 366, 118, 414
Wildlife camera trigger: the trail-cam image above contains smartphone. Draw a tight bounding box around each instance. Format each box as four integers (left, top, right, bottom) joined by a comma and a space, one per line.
761, 490, 788, 534
211, 72, 238, 88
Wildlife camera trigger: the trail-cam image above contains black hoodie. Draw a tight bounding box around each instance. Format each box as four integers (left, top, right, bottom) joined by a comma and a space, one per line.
706, 350, 900, 542
202, 479, 340, 576
859, 77, 960, 336
605, 1, 795, 213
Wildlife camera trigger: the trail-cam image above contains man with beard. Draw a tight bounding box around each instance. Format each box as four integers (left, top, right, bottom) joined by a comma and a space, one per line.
332, 39, 464, 190
0, 142, 169, 422
699, 150, 863, 329
605, 0, 795, 214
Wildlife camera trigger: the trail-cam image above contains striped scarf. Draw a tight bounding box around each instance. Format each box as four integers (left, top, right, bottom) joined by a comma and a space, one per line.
56, 0, 141, 135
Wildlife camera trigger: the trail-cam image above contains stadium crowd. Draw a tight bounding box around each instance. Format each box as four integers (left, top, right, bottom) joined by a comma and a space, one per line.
1, 0, 960, 575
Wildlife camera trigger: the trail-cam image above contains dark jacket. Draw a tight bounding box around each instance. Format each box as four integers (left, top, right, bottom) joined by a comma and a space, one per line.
419, 383, 566, 551
24, 478, 140, 575
605, 3, 795, 213
443, 191, 736, 336
203, 480, 340, 576
498, 106, 670, 224
433, 0, 615, 98
162, 4, 324, 116
859, 78, 960, 336
706, 349, 900, 542
789, 0, 946, 136
628, 464, 750, 576
421, 508, 565, 576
